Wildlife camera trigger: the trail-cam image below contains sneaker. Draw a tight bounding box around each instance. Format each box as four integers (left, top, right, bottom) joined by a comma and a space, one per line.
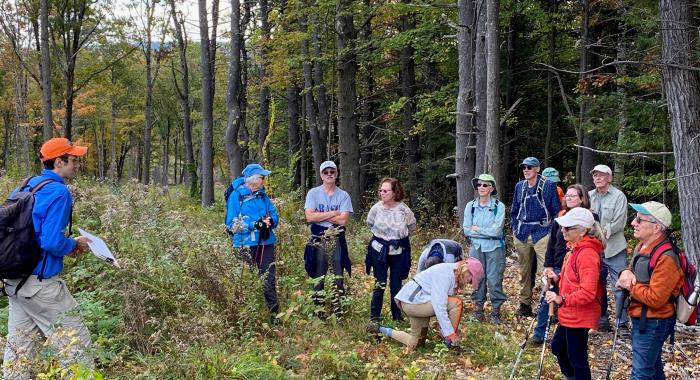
598, 319, 612, 332
490, 312, 502, 324
616, 321, 630, 331
528, 335, 544, 347
516, 303, 533, 317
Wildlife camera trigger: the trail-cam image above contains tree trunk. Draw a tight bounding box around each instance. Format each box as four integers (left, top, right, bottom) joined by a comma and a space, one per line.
576, 0, 596, 189
544, 3, 555, 167
613, 0, 627, 184
484, 0, 501, 195
257, 0, 271, 161
473, 1, 487, 175
401, 0, 420, 208
286, 83, 301, 186
39, 0, 53, 140
110, 68, 117, 180
336, 0, 361, 211
300, 13, 323, 183
168, 0, 198, 195
238, 1, 252, 162
199, 0, 215, 206
660, 0, 700, 265
141, 0, 158, 184
225, 0, 244, 179
456, 0, 475, 226
359, 0, 376, 193
312, 14, 329, 154
502, 11, 516, 190
162, 117, 171, 186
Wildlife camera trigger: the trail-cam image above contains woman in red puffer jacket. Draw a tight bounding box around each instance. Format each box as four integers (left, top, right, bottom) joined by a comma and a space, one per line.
544, 207, 605, 380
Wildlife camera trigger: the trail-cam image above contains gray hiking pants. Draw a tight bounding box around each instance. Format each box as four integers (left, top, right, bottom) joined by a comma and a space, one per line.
3, 275, 92, 380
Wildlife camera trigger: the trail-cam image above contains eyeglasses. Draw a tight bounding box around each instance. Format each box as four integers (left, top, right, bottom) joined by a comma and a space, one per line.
378, 189, 392, 193
477, 183, 491, 188
562, 226, 581, 232
322, 170, 336, 175
634, 216, 657, 225
521, 165, 534, 171
564, 194, 580, 199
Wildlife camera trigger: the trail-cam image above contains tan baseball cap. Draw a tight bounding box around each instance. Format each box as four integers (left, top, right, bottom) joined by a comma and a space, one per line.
590, 164, 612, 176
630, 201, 672, 228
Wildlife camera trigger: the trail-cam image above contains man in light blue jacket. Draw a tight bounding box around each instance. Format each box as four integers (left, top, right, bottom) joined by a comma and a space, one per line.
464, 173, 506, 323
226, 163, 280, 313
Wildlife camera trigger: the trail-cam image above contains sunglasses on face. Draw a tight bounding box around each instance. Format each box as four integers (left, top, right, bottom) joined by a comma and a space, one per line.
521, 165, 534, 171
634, 216, 657, 225
477, 183, 491, 188
562, 226, 581, 232
322, 170, 336, 175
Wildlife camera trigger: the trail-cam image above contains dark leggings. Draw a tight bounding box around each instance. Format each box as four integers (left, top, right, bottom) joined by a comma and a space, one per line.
369, 250, 403, 320
551, 325, 591, 380
311, 243, 345, 316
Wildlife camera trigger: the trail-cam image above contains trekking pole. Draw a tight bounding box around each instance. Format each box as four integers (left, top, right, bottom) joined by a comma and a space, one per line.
605, 290, 631, 380
535, 280, 555, 380
509, 277, 550, 380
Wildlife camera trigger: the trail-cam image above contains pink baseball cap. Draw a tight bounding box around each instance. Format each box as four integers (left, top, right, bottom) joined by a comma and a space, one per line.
466, 257, 484, 288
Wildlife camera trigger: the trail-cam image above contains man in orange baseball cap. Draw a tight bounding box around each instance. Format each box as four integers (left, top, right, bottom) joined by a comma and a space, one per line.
2, 137, 93, 378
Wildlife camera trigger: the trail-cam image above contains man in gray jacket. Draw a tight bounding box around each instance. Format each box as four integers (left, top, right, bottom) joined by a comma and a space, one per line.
588, 164, 629, 330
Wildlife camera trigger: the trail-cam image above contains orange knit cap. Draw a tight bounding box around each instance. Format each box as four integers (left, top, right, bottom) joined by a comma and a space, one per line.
39, 138, 88, 162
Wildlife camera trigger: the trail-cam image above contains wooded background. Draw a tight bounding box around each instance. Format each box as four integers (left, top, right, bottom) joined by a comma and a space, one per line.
0, 0, 698, 264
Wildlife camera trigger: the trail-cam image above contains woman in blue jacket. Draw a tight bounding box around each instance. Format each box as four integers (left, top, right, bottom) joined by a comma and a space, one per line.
463, 173, 506, 323
225, 163, 280, 313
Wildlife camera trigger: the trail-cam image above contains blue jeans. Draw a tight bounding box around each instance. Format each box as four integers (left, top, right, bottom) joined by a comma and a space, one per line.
600, 250, 630, 325
551, 326, 591, 379
631, 316, 675, 380
369, 251, 404, 320
533, 267, 560, 339
470, 245, 507, 309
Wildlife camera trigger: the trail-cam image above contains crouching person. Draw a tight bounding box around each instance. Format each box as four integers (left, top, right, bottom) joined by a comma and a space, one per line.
368, 258, 484, 352
544, 207, 604, 380
616, 202, 682, 380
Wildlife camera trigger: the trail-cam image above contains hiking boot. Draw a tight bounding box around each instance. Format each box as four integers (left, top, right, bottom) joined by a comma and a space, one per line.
490, 309, 502, 324
516, 303, 533, 317
528, 335, 544, 347
598, 319, 612, 332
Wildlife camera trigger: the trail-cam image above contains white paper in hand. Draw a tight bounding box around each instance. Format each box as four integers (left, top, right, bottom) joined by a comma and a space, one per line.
78, 228, 120, 268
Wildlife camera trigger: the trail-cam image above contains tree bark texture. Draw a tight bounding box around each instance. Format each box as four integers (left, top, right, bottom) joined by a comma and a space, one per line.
660, 0, 700, 265
39, 0, 53, 140
401, 0, 419, 207
613, 0, 628, 184
335, 0, 361, 211
484, 0, 501, 195
199, 0, 215, 206
473, 1, 487, 176
456, 0, 475, 226
257, 0, 271, 161
299, 13, 323, 183
169, 0, 199, 194
225, 0, 244, 179
576, 0, 596, 189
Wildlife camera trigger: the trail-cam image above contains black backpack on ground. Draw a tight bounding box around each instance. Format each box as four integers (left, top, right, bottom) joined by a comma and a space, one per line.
0, 177, 55, 285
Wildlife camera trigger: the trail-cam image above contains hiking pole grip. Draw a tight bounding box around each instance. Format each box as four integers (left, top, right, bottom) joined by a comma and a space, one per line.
548, 300, 555, 317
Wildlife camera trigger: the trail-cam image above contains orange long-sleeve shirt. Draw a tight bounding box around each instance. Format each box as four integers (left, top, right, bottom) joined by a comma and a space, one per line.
628, 236, 684, 319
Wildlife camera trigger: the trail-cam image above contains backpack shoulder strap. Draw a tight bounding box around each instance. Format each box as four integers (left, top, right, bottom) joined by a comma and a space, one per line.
649, 241, 679, 270
29, 179, 56, 195
536, 176, 546, 200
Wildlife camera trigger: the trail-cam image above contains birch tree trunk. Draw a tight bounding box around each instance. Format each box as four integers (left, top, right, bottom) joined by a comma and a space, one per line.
660, 0, 700, 265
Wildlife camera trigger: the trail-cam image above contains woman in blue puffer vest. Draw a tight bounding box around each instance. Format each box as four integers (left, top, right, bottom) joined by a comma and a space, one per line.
225, 163, 280, 314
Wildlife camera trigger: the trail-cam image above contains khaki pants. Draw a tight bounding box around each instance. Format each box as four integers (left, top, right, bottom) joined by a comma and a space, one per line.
389, 297, 463, 349
513, 235, 550, 305
3, 276, 92, 380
